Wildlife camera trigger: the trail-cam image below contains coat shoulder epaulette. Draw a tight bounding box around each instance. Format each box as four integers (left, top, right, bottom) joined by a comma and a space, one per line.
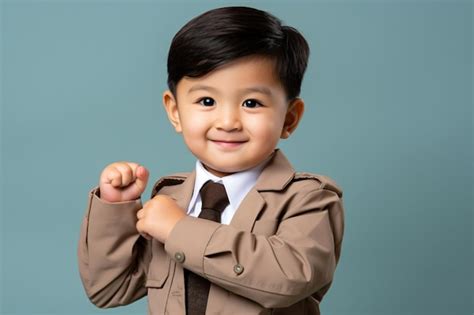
294, 172, 343, 198
150, 173, 190, 198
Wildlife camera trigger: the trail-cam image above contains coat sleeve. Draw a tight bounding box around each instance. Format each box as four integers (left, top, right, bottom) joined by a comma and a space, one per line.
164, 184, 344, 308
77, 187, 151, 308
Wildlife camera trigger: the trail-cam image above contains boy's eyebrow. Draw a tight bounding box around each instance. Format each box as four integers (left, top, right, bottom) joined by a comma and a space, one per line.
240, 86, 273, 96
187, 84, 273, 96
187, 84, 219, 94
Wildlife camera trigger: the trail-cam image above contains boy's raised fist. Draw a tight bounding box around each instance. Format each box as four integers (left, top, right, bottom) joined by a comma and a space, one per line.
99, 162, 149, 202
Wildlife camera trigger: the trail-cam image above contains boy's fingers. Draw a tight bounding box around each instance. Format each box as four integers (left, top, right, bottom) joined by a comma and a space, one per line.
105, 167, 122, 187
99, 162, 146, 201
136, 219, 151, 240
113, 163, 136, 187
136, 218, 142, 233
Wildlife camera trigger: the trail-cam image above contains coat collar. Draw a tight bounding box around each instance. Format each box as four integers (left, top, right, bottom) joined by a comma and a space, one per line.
254, 149, 295, 191
229, 149, 295, 230
161, 149, 296, 231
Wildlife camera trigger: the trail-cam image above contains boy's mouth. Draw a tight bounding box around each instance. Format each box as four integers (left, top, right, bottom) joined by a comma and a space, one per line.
210, 139, 247, 149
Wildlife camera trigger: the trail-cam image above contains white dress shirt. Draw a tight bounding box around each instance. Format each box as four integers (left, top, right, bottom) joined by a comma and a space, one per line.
187, 160, 267, 225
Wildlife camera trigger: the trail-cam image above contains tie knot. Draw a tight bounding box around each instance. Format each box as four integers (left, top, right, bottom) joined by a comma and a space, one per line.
199, 181, 229, 222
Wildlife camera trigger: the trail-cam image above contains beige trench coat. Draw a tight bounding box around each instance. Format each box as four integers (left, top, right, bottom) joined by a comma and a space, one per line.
77, 149, 345, 314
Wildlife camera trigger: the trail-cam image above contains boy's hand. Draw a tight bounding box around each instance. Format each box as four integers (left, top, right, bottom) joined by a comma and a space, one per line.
136, 195, 186, 243
99, 162, 149, 202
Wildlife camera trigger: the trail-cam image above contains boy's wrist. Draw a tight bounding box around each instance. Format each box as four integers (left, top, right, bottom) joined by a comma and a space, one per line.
161, 211, 186, 243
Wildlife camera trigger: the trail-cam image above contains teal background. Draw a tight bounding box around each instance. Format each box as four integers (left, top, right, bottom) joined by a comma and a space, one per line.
1, 0, 472, 314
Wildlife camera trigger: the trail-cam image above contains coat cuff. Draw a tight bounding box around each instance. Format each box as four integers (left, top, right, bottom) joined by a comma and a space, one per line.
87, 187, 142, 234
164, 216, 220, 275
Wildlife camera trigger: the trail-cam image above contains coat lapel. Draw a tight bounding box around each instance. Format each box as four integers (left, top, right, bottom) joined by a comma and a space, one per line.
228, 188, 265, 231
229, 149, 295, 231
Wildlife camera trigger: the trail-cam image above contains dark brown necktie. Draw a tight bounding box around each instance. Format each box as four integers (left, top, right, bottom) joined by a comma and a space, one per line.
185, 180, 229, 315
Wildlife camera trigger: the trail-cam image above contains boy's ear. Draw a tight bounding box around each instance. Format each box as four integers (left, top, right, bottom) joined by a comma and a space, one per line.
281, 98, 305, 139
163, 90, 182, 133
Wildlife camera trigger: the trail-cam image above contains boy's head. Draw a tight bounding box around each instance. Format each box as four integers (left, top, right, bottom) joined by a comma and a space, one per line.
166, 6, 310, 101
163, 7, 309, 177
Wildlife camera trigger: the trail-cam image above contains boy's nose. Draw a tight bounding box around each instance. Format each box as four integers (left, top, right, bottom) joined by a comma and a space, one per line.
215, 106, 242, 131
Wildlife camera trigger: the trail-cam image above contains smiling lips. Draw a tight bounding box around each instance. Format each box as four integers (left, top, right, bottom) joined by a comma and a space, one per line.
210, 139, 247, 149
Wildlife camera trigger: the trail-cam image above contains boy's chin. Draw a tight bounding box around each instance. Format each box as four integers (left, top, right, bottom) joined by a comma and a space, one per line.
199, 152, 276, 177
201, 160, 260, 177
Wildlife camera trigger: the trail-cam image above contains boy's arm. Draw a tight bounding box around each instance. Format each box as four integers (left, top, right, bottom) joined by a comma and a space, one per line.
164, 185, 343, 308
77, 187, 151, 308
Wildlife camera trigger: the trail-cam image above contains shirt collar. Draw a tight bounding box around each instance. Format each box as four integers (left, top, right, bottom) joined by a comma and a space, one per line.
187, 159, 267, 214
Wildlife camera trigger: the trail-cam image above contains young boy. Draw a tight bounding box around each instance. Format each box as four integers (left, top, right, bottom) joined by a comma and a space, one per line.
78, 6, 344, 315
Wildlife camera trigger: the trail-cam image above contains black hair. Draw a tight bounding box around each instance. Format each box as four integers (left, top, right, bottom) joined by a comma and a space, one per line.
167, 6, 310, 100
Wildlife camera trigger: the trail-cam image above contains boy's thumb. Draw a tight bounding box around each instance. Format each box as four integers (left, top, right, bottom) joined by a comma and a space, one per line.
135, 165, 149, 188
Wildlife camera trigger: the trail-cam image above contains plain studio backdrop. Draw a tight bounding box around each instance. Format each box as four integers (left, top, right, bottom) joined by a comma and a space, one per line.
0, 1, 472, 314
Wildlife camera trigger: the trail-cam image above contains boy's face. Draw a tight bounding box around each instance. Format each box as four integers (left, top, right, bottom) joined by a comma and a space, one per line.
163, 55, 304, 177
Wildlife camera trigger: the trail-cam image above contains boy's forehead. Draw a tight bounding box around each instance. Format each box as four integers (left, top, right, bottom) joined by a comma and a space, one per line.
176, 55, 285, 95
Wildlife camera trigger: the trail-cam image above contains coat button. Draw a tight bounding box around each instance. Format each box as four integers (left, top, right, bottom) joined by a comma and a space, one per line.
174, 252, 185, 263
233, 263, 244, 275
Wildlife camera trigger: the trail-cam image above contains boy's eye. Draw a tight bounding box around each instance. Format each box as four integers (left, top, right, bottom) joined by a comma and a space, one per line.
198, 97, 215, 106
242, 99, 261, 108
